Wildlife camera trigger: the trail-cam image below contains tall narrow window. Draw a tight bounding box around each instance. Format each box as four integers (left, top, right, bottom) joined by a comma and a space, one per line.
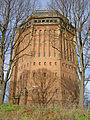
54, 53, 56, 57
40, 39, 41, 43
35, 30, 37, 34
40, 30, 42, 35
44, 30, 46, 35
49, 53, 51, 58
54, 30, 56, 34
49, 39, 52, 43
33, 52, 36, 57
44, 39, 46, 43
54, 39, 56, 43
49, 30, 51, 34
33, 72, 35, 77
39, 53, 41, 57
35, 38, 37, 43
44, 53, 46, 57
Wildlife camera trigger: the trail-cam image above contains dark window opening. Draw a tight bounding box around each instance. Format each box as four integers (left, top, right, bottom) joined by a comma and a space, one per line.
39, 62, 41, 65
34, 20, 37, 23
44, 73, 46, 77
46, 20, 49, 22
33, 73, 35, 77
42, 20, 45, 22
50, 20, 53, 22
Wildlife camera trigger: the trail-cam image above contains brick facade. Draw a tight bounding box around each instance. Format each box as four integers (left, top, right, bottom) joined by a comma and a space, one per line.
9, 10, 79, 107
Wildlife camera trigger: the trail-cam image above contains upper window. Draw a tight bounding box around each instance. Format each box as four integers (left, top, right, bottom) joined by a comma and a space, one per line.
49, 53, 51, 58
0, 72, 1, 78
54, 39, 56, 43
49, 30, 51, 34
34, 52, 36, 57
54, 53, 56, 57
44, 53, 46, 57
40, 30, 42, 35
54, 30, 56, 34
44, 39, 46, 43
49, 39, 52, 43
44, 30, 46, 35
35, 38, 37, 43
40, 39, 41, 43
35, 30, 37, 34
39, 53, 41, 57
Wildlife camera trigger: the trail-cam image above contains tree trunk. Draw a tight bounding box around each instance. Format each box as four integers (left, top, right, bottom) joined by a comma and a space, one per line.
0, 82, 6, 104
79, 71, 84, 109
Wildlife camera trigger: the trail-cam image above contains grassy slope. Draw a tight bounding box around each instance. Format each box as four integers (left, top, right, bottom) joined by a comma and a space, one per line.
0, 104, 90, 120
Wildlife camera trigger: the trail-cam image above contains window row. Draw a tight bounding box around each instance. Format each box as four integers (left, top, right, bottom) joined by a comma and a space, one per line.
34, 19, 57, 23
33, 62, 57, 66
33, 72, 57, 77
34, 38, 56, 43
35, 30, 56, 35
33, 53, 57, 58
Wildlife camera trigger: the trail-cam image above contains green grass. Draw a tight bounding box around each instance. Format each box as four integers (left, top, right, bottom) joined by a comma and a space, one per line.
0, 104, 90, 120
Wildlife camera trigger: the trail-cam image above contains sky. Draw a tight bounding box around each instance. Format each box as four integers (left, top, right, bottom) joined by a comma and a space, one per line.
40, 0, 50, 10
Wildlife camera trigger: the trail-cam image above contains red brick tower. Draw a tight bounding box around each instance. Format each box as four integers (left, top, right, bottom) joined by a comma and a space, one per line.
9, 10, 79, 107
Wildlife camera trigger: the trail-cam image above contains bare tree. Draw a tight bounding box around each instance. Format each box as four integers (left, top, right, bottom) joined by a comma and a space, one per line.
31, 68, 58, 107
0, 0, 39, 104
48, 0, 90, 109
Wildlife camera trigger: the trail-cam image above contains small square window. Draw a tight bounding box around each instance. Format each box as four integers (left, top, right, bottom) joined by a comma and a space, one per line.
39, 62, 41, 65
44, 62, 46, 65
50, 20, 53, 22
49, 62, 52, 65
42, 20, 45, 22
55, 62, 57, 65
38, 20, 41, 22
33, 62, 35, 65
46, 20, 49, 22
34, 20, 37, 23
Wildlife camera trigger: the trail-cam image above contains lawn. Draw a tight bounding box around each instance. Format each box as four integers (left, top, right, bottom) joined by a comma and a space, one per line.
0, 104, 90, 120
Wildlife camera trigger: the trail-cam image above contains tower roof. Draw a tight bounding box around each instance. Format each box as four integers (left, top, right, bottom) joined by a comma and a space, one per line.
23, 10, 69, 24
